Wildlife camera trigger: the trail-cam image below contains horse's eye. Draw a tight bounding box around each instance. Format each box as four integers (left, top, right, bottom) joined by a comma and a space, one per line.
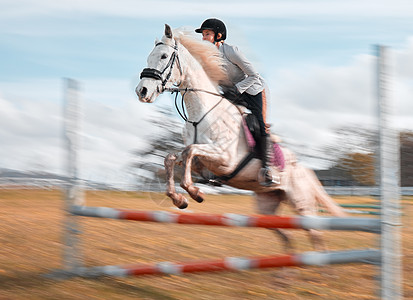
161, 53, 168, 59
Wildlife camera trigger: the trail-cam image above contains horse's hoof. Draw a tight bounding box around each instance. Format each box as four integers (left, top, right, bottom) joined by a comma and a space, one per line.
172, 194, 188, 209
177, 195, 189, 209
194, 194, 204, 203
178, 201, 188, 209
190, 187, 204, 203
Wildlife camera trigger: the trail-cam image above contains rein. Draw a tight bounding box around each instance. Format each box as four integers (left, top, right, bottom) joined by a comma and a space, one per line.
166, 87, 224, 144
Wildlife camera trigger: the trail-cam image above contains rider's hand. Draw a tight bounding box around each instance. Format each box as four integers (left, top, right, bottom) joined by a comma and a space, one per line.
220, 84, 241, 102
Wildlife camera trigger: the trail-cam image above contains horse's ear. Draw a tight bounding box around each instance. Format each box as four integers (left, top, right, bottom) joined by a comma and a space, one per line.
164, 24, 173, 39
155, 38, 160, 45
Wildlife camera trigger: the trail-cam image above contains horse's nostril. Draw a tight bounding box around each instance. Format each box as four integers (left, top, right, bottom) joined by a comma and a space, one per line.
140, 87, 147, 98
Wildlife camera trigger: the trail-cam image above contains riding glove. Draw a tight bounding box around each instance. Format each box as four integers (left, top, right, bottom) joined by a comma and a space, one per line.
220, 84, 241, 102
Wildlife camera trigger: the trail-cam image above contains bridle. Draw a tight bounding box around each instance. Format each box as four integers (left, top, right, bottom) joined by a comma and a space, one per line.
140, 41, 183, 90
139, 40, 226, 144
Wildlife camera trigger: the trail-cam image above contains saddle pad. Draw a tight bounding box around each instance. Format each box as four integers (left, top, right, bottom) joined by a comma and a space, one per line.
271, 142, 285, 171
241, 117, 256, 149
242, 117, 285, 171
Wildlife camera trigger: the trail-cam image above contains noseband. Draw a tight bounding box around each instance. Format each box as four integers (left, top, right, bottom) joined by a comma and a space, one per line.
140, 42, 182, 89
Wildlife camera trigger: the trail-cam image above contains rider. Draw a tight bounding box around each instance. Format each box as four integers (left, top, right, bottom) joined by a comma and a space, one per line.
195, 18, 278, 186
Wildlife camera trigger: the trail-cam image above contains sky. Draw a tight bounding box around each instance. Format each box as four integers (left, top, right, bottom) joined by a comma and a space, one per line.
1, 0, 413, 186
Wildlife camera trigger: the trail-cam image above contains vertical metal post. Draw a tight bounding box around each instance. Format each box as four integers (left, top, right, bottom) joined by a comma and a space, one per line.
62, 78, 84, 274
376, 46, 402, 299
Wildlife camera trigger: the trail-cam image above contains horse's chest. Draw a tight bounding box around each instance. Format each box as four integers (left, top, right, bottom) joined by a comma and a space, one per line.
185, 117, 240, 145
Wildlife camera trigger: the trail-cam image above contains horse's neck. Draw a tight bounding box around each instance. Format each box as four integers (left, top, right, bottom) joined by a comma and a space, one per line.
179, 50, 221, 122
177, 46, 249, 160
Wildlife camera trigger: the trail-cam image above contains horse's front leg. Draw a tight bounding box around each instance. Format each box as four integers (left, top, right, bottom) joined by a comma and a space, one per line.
180, 144, 227, 203
164, 153, 189, 209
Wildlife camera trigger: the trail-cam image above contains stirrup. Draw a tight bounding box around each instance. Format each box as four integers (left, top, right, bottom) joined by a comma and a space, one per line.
258, 167, 280, 186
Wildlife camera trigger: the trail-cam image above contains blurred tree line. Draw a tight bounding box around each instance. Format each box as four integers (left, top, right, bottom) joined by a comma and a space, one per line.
317, 126, 413, 186
400, 131, 413, 186
132, 107, 413, 187
130, 107, 185, 188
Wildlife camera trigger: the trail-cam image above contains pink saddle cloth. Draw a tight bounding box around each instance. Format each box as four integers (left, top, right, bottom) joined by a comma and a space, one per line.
242, 117, 285, 171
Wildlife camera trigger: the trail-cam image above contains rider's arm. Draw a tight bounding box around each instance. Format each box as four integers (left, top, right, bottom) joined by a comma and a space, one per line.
224, 45, 264, 95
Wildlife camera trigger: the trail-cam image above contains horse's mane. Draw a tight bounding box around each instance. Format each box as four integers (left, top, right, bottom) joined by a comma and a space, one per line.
174, 31, 229, 85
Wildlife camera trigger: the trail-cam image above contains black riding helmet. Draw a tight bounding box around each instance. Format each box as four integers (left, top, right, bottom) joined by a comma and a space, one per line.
195, 18, 226, 42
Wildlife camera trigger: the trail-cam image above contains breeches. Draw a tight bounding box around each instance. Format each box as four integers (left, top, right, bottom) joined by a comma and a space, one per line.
241, 91, 268, 136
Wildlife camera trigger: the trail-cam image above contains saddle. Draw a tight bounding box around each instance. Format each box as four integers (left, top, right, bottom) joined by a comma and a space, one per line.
202, 112, 285, 185
243, 113, 285, 171
243, 113, 260, 149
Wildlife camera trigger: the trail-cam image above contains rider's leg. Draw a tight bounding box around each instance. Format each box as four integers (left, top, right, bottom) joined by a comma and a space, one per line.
241, 91, 279, 185
258, 134, 280, 185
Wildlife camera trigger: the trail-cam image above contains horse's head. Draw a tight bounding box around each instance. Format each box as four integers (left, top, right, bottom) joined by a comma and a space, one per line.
136, 24, 182, 103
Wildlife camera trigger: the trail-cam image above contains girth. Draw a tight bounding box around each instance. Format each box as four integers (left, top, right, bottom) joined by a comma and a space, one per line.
206, 151, 257, 184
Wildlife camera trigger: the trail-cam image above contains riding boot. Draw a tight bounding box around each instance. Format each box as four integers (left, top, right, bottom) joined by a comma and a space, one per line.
258, 135, 280, 186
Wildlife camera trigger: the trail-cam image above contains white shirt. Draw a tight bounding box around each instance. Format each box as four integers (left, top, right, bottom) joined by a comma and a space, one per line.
219, 43, 265, 96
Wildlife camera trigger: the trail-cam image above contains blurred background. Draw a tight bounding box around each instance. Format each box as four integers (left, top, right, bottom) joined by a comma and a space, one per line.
1, 0, 412, 192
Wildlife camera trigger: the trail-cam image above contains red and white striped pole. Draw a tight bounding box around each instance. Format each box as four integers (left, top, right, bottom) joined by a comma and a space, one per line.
71, 206, 380, 233
79, 249, 380, 277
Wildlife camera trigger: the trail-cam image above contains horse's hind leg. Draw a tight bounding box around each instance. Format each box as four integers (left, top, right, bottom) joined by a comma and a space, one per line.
305, 228, 326, 252
164, 153, 188, 209
288, 203, 326, 251
287, 166, 327, 251
298, 210, 326, 251
255, 191, 294, 253
272, 228, 295, 253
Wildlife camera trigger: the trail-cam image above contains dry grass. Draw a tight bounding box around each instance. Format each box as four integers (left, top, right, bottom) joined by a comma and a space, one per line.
0, 189, 412, 299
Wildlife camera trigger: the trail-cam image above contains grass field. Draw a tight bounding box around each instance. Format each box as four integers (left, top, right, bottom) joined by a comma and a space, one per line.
0, 189, 412, 299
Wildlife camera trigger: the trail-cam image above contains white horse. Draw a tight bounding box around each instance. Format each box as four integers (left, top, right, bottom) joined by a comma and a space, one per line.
136, 25, 346, 251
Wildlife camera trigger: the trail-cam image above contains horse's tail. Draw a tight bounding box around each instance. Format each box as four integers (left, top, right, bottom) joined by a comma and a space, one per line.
308, 169, 347, 217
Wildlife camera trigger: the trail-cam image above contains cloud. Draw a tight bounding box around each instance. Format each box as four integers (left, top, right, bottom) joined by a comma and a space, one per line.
395, 36, 413, 78
268, 42, 413, 168
270, 54, 375, 136
0, 78, 176, 183
0, 90, 62, 172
